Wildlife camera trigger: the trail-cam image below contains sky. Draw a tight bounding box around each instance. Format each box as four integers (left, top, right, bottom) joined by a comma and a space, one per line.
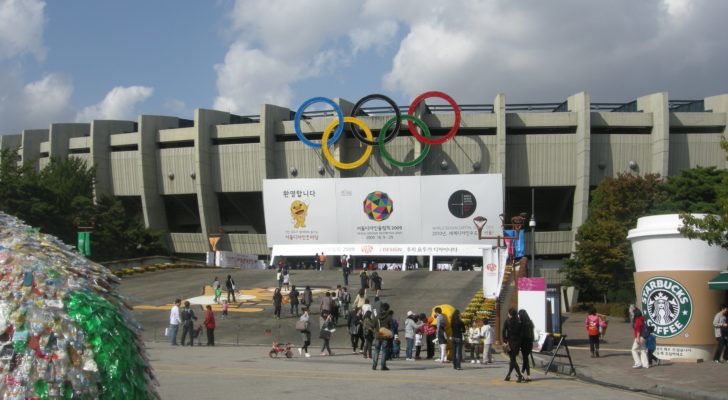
0, 0, 727, 134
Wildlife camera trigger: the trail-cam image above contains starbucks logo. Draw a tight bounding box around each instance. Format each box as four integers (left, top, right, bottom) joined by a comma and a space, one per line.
640, 277, 692, 338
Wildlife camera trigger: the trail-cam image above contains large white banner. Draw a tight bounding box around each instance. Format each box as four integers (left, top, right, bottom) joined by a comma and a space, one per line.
263, 174, 503, 246
482, 247, 509, 299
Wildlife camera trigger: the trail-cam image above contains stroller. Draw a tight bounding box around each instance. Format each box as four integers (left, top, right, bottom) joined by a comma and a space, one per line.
192, 325, 204, 346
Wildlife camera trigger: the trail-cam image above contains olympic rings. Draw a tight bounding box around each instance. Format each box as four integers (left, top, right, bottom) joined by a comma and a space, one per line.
350, 94, 401, 146
379, 115, 431, 168
294, 97, 344, 149
321, 117, 374, 170
407, 91, 461, 145
294, 91, 460, 169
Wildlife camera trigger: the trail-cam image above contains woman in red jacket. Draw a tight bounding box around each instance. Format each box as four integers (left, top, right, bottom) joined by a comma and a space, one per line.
631, 309, 648, 368
204, 305, 216, 346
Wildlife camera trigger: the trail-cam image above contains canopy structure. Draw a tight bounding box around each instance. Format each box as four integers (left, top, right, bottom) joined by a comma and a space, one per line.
708, 271, 728, 290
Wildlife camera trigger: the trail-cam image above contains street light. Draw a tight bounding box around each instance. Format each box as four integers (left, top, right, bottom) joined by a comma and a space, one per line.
529, 215, 536, 277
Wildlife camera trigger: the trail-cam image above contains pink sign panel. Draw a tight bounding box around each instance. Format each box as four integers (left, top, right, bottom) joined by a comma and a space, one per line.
518, 277, 546, 291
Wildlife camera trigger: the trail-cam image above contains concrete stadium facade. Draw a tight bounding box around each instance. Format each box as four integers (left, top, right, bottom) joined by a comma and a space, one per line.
1, 91, 727, 276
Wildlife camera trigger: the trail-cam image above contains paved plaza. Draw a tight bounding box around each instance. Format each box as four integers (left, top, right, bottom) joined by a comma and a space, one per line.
121, 268, 728, 400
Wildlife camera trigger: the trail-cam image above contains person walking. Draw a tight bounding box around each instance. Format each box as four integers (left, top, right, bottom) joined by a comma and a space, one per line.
302, 286, 313, 310
347, 307, 364, 353
225, 275, 236, 303
320, 291, 332, 315
313, 253, 320, 271
341, 255, 350, 286
646, 325, 660, 366
468, 320, 481, 363
435, 307, 448, 363
371, 271, 383, 296
631, 309, 649, 369
450, 309, 465, 370
372, 303, 393, 370
298, 308, 312, 358
169, 299, 181, 345
180, 301, 198, 347
585, 306, 604, 358
341, 286, 351, 315
481, 317, 494, 364
289, 285, 300, 316
354, 288, 367, 309
204, 305, 216, 346
503, 308, 524, 382
211, 277, 221, 304
363, 310, 375, 359
319, 311, 335, 356
360, 271, 370, 296
273, 287, 283, 319
712, 304, 728, 363
519, 309, 535, 382
282, 270, 290, 291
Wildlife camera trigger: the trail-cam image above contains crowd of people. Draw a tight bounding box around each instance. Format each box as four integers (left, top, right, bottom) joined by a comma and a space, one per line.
168, 269, 542, 380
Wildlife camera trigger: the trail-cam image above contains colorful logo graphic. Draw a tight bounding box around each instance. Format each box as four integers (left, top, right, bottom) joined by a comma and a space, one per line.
363, 191, 393, 222
290, 200, 308, 228
448, 190, 477, 218
641, 276, 693, 338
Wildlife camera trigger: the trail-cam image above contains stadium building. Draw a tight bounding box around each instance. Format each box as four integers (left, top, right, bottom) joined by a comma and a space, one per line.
1, 91, 727, 278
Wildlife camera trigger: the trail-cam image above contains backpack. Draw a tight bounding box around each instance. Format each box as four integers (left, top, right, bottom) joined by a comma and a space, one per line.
640, 321, 650, 339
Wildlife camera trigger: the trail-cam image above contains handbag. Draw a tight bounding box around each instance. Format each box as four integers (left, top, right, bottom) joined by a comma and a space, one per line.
319, 329, 331, 340
377, 327, 393, 339
502, 342, 511, 353
295, 320, 308, 331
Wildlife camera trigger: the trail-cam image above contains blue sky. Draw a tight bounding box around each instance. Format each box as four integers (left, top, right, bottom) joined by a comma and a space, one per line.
1, 0, 727, 134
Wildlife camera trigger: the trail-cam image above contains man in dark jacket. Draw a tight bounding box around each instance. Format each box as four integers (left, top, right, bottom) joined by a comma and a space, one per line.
180, 301, 197, 346
289, 285, 300, 316
372, 303, 393, 371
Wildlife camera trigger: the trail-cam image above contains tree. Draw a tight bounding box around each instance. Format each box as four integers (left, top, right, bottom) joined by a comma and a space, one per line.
653, 166, 727, 215
680, 139, 728, 248
562, 173, 666, 302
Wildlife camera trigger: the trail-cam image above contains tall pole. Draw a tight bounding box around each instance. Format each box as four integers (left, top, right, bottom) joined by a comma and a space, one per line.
530, 187, 536, 277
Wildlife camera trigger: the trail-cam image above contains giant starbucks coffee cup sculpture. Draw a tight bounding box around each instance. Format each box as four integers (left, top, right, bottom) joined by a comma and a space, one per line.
628, 214, 728, 360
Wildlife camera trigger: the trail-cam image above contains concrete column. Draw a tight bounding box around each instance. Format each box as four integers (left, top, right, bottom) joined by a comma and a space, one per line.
20, 129, 48, 170
48, 123, 89, 160
260, 104, 293, 179
637, 92, 669, 176
194, 109, 228, 238
494, 93, 507, 189
138, 115, 179, 233
567, 92, 591, 249
704, 94, 728, 169
0, 134, 21, 151
90, 120, 135, 200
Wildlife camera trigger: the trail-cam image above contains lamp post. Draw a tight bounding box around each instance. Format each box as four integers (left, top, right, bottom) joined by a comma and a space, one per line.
529, 215, 536, 278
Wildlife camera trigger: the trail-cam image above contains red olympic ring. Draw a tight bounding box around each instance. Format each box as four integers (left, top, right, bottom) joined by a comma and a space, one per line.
407, 91, 461, 145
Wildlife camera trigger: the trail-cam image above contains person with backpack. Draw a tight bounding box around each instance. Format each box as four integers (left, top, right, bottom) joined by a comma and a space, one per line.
180, 301, 198, 347
631, 309, 650, 369
372, 303, 393, 370
585, 307, 604, 358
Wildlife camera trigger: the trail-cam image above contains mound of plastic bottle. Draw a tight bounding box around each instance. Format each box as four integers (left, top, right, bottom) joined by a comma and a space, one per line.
0, 213, 157, 399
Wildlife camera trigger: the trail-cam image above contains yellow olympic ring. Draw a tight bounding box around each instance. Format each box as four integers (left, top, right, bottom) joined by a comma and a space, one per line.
321, 117, 373, 170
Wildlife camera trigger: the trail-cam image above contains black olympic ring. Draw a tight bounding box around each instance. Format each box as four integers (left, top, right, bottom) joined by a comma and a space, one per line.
348, 94, 402, 146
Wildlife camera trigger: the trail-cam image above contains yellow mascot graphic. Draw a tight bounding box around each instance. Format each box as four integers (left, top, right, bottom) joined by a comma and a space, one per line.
290, 200, 308, 228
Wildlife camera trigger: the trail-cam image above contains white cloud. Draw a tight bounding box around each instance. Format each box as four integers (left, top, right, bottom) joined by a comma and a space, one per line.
75, 86, 153, 122
0, 0, 46, 60
0, 71, 73, 133
162, 98, 188, 116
